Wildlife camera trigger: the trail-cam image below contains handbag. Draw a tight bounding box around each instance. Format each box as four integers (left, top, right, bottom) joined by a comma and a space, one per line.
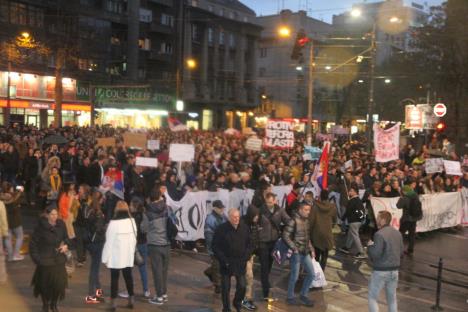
310, 258, 328, 288
129, 215, 144, 266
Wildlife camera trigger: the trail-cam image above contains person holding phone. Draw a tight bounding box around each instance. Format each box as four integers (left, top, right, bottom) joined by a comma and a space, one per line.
30, 206, 70, 312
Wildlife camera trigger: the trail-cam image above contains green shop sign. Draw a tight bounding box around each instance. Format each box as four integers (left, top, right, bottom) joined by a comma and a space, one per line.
93, 86, 174, 109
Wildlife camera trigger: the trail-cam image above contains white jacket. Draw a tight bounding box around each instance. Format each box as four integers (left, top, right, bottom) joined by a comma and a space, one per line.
102, 217, 136, 269
0, 201, 8, 237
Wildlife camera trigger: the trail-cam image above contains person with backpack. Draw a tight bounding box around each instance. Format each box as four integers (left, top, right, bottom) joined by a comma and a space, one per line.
397, 185, 423, 256
340, 185, 366, 259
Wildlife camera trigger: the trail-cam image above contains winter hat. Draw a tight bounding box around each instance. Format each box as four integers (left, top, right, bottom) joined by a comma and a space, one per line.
402, 185, 413, 196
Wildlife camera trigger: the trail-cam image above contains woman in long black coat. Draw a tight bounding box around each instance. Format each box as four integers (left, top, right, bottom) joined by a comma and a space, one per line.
30, 206, 70, 312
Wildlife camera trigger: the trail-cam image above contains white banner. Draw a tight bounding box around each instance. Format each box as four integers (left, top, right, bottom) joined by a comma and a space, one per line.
169, 144, 195, 162
136, 157, 158, 168
245, 137, 263, 151
443, 160, 463, 176
373, 123, 401, 163
370, 192, 463, 233
462, 187, 468, 225
166, 185, 291, 241
425, 158, 444, 174
147, 139, 160, 150
264, 119, 294, 149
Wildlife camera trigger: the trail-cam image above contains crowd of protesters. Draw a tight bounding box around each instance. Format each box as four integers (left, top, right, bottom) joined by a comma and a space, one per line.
0, 124, 467, 312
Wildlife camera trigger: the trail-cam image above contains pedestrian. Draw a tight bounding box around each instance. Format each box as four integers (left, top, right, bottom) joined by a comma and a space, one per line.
310, 189, 337, 271
101, 200, 136, 311
212, 208, 252, 312
340, 185, 366, 259
58, 183, 78, 240
397, 185, 422, 255
367, 210, 404, 312
241, 205, 261, 311
203, 199, 227, 294
1, 182, 24, 261
141, 186, 171, 305
0, 196, 8, 283
286, 182, 302, 217
30, 206, 70, 312
257, 192, 290, 300
83, 190, 106, 304
74, 184, 92, 267
283, 203, 315, 307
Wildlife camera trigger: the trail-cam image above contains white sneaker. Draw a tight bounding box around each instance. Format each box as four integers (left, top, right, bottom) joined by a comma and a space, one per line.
162, 294, 168, 302
12, 255, 24, 261
144, 291, 151, 298
118, 291, 129, 298
149, 297, 164, 305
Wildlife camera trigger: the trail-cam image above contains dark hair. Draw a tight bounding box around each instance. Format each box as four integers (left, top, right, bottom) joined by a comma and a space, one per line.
130, 196, 145, 213
149, 186, 162, 202
320, 189, 329, 201
45, 205, 57, 214
265, 192, 276, 200
378, 210, 392, 225
244, 205, 260, 225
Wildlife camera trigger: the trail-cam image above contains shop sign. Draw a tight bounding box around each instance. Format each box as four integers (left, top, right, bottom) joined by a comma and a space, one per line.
418, 104, 438, 129
30, 102, 51, 109
94, 86, 174, 109
77, 81, 91, 101
405, 105, 423, 129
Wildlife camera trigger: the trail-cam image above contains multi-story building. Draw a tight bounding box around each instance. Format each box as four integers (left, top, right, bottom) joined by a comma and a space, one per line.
256, 10, 334, 121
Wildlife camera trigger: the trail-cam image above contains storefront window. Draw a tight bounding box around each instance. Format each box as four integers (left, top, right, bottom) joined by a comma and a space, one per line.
202, 109, 213, 130
96, 109, 166, 128
187, 120, 199, 130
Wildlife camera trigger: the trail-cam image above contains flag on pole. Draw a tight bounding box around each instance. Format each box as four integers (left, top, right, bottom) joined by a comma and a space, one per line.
99, 167, 124, 199
312, 141, 331, 191
168, 117, 188, 132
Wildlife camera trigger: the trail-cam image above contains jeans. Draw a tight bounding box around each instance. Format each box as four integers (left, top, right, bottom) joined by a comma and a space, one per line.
136, 243, 149, 293
368, 270, 399, 312
244, 255, 255, 300
0, 236, 7, 283
346, 222, 364, 254
5, 226, 24, 260
221, 272, 246, 312
314, 247, 329, 271
74, 225, 87, 263
87, 242, 103, 296
399, 221, 416, 253
110, 267, 134, 299
148, 245, 170, 297
287, 253, 315, 299
258, 241, 276, 297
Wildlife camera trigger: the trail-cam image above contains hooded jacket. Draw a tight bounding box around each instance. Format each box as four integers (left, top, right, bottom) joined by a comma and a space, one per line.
396, 189, 421, 223
141, 199, 169, 246
309, 199, 336, 250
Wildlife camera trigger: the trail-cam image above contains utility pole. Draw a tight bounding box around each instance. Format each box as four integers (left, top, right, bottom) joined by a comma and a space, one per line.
366, 22, 376, 153
307, 41, 314, 145
5, 61, 11, 126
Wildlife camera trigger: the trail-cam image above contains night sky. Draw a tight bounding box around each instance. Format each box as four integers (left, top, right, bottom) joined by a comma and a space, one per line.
242, 0, 444, 22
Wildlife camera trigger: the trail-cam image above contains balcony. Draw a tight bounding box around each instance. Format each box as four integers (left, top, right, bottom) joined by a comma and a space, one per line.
148, 0, 173, 7
150, 22, 174, 35
148, 51, 173, 63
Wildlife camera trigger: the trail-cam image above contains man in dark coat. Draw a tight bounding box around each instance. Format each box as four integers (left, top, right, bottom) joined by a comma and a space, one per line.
213, 209, 252, 312
397, 185, 422, 255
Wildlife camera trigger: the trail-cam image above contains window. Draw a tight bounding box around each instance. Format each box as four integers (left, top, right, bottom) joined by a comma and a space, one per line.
259, 67, 266, 77
243, 16, 248, 23
111, 35, 121, 45
219, 8, 225, 17
10, 3, 27, 25
219, 31, 225, 45
208, 5, 214, 12
161, 42, 173, 54
191, 0, 199, 7
161, 14, 173, 27
138, 38, 151, 51
208, 28, 214, 44
229, 33, 235, 47
106, 0, 125, 14
192, 24, 200, 42
229, 11, 234, 19
260, 48, 267, 58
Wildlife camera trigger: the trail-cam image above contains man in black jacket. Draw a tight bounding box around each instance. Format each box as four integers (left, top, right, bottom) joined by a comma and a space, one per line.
397, 185, 422, 255
257, 193, 290, 300
340, 186, 366, 259
213, 209, 252, 312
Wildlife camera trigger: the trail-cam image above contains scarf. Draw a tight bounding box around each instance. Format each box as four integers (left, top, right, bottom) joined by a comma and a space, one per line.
50, 174, 61, 192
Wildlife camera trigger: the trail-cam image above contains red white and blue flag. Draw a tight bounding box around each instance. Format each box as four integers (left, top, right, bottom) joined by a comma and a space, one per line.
168, 117, 188, 132
312, 141, 331, 191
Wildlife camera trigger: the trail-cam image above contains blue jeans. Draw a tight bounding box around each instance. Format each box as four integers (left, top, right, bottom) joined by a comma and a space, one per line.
4, 226, 23, 260
287, 253, 315, 299
137, 243, 149, 293
368, 270, 398, 312
87, 242, 103, 296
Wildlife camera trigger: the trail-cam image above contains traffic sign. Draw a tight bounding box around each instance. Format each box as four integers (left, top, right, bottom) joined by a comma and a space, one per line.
433, 103, 447, 117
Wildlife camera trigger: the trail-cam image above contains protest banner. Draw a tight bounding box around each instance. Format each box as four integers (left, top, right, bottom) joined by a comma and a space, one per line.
136, 157, 158, 168
147, 139, 160, 151
462, 187, 468, 225
443, 160, 463, 176
169, 144, 195, 162
96, 137, 115, 147
245, 137, 263, 151
123, 132, 147, 149
316, 133, 334, 142
425, 158, 444, 174
344, 159, 353, 170
330, 126, 350, 135
304, 146, 322, 161
373, 122, 400, 162
370, 192, 462, 232
264, 119, 294, 149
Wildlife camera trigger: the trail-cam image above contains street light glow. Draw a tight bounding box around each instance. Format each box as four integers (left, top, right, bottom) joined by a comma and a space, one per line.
325, 65, 332, 70
21, 32, 30, 39
385, 78, 391, 84
278, 26, 291, 38
261, 94, 267, 100
389, 16, 402, 24
186, 58, 197, 69
358, 79, 364, 83
296, 66, 303, 71
350, 8, 362, 18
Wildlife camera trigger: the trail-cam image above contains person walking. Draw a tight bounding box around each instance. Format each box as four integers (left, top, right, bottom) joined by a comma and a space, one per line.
203, 200, 227, 294
258, 193, 290, 300
310, 189, 337, 271
0, 196, 8, 283
141, 187, 171, 305
74, 184, 92, 267
213, 209, 252, 312
1, 182, 24, 261
84, 190, 106, 304
397, 185, 422, 255
29, 206, 70, 312
283, 203, 315, 307
101, 201, 136, 311
367, 211, 404, 312
340, 186, 366, 259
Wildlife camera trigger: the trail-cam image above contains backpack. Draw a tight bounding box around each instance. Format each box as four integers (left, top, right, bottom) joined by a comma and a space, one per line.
409, 196, 423, 221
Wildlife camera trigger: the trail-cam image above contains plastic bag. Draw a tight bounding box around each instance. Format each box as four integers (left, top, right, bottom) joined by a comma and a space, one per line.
310, 258, 327, 288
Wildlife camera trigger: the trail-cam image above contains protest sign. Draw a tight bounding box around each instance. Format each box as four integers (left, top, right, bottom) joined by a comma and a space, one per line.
169, 144, 195, 162
330, 126, 350, 135
242, 127, 255, 135
316, 133, 334, 142
264, 119, 294, 149
443, 160, 463, 176
245, 137, 263, 151
373, 122, 400, 162
425, 158, 444, 174
136, 157, 158, 168
344, 159, 353, 170
147, 139, 160, 150
96, 137, 115, 147
304, 146, 322, 161
123, 132, 147, 149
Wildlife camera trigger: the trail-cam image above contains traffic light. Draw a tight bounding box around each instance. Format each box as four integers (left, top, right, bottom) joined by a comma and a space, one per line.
435, 121, 446, 132
291, 29, 310, 60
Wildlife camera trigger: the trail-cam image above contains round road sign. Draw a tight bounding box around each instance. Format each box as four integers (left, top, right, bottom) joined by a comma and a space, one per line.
433, 103, 446, 117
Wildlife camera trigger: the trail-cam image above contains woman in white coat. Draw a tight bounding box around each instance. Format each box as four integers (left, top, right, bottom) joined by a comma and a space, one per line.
102, 201, 136, 311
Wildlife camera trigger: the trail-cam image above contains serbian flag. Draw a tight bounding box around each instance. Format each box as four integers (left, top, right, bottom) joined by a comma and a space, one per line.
168, 117, 188, 132
312, 141, 331, 191
99, 167, 124, 199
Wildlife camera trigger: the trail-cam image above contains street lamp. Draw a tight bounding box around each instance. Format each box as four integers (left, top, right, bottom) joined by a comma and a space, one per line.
186, 58, 197, 69
384, 78, 391, 84
277, 26, 291, 38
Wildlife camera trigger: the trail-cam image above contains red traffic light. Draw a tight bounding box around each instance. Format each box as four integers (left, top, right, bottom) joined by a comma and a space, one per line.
298, 37, 310, 47
435, 122, 446, 131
